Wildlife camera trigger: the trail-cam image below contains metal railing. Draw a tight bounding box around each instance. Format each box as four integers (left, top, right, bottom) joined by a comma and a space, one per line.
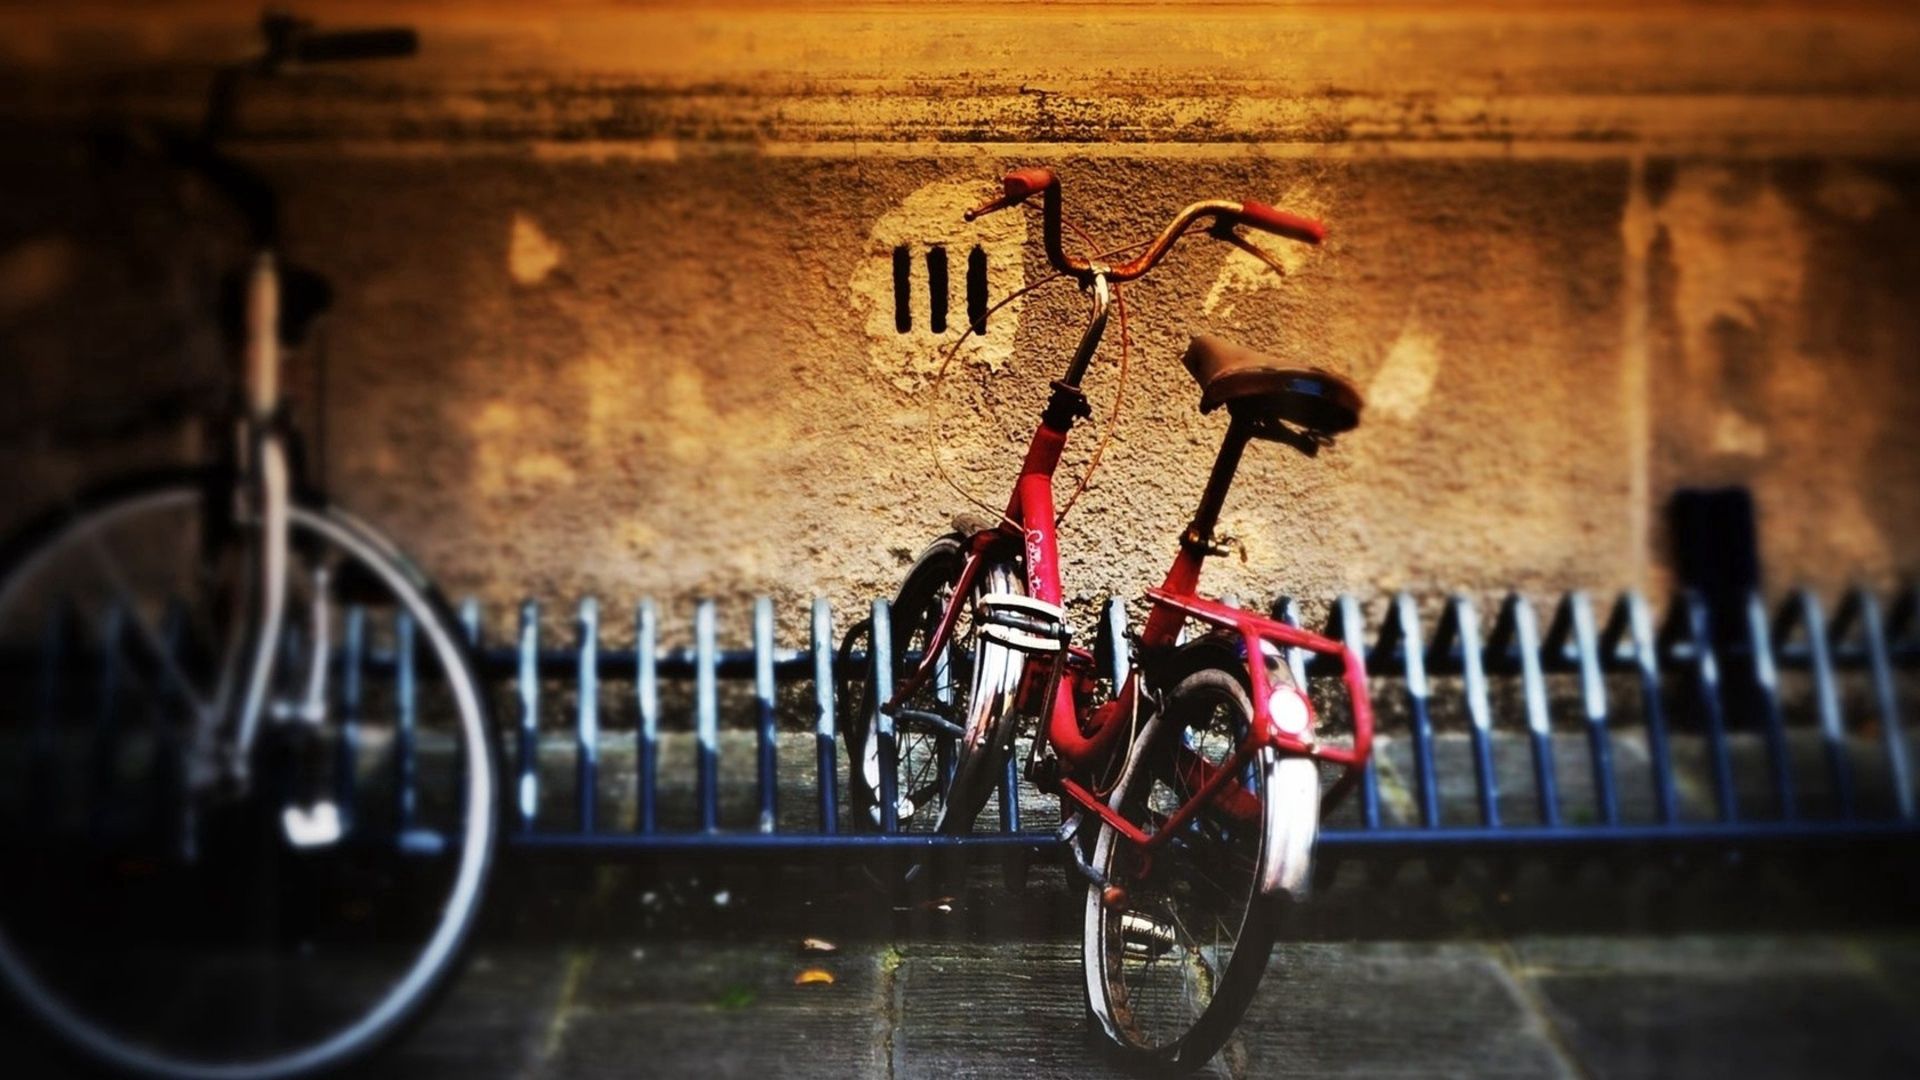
454, 586, 1920, 857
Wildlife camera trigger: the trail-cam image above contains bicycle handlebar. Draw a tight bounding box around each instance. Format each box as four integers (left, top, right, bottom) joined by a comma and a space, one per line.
1234, 199, 1326, 246
292, 28, 419, 64
165, 15, 421, 244
261, 14, 418, 67
964, 167, 1324, 284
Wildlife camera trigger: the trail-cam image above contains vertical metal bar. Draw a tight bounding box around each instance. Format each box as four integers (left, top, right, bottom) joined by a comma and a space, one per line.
871, 599, 899, 832
1387, 593, 1440, 828
149, 604, 187, 850
32, 607, 65, 827
338, 606, 364, 833
576, 598, 599, 835
394, 610, 417, 834
1272, 597, 1311, 690
936, 604, 957, 802
1794, 589, 1855, 819
1676, 593, 1736, 822
1503, 595, 1560, 827
1448, 596, 1500, 828
1618, 594, 1679, 823
1850, 590, 1913, 820
90, 604, 126, 835
515, 600, 539, 834
1891, 586, 1919, 644
1329, 594, 1380, 830
1566, 593, 1620, 826
999, 750, 1022, 834
636, 599, 659, 834
696, 599, 720, 832
811, 598, 839, 834
459, 597, 480, 646
754, 597, 778, 833
453, 599, 479, 835
1744, 591, 1796, 820
1104, 597, 1131, 687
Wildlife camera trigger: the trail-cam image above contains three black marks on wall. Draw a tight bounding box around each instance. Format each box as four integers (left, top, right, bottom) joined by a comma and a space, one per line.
892, 245, 989, 335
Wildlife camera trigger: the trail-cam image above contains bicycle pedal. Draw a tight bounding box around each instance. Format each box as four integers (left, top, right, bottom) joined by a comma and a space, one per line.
978, 593, 1069, 655
281, 799, 343, 848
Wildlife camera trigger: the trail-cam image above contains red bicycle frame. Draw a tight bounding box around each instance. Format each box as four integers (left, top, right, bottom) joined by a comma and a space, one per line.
884, 267, 1374, 858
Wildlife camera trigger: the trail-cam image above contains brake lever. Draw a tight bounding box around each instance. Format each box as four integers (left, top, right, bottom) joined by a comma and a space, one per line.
964, 193, 1017, 222
1209, 221, 1290, 277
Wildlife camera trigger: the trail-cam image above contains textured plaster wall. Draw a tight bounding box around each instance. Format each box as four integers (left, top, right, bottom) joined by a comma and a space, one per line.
2, 2, 1918, 636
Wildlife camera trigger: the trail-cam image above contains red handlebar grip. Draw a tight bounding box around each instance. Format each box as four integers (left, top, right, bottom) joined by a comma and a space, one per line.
1002, 167, 1057, 202
1237, 200, 1326, 245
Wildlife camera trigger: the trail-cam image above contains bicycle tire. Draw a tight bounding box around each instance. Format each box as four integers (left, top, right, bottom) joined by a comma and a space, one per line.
841, 533, 1022, 834
0, 472, 500, 1080
1081, 641, 1319, 1071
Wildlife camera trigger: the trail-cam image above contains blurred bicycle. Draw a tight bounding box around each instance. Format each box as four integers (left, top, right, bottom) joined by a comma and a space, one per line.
0, 15, 498, 1078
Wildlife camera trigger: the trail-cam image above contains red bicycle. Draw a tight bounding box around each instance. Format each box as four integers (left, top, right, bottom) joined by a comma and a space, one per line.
843, 168, 1376, 1070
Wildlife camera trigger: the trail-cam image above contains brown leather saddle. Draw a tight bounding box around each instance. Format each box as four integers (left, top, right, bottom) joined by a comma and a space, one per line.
1180, 334, 1363, 436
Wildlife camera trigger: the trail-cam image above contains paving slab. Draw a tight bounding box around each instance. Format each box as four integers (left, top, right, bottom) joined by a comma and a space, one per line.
572, 939, 888, 1009
1861, 937, 1920, 1004
1507, 934, 1872, 977
10, 930, 1920, 1078
891, 940, 1232, 1080
548, 1002, 888, 1079
360, 945, 574, 1080
1529, 968, 1920, 1079
1232, 941, 1576, 1078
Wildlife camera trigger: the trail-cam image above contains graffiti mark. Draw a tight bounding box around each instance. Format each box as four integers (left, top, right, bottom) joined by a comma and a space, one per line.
850, 179, 1027, 391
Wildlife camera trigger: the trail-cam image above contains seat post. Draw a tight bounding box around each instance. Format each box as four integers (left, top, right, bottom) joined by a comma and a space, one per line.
1180, 413, 1257, 557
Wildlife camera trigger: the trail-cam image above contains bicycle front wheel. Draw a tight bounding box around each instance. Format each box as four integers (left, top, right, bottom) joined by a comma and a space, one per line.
0, 474, 498, 1079
1082, 653, 1318, 1071
841, 533, 1023, 834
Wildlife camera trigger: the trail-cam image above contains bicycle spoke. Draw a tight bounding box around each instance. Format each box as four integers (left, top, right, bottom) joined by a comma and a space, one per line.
75, 523, 219, 728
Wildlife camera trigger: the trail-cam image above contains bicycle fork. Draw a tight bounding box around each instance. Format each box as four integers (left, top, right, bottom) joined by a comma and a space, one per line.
192, 254, 297, 799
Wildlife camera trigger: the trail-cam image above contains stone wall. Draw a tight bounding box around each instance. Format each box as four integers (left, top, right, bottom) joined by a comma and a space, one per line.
3, 2, 1917, 635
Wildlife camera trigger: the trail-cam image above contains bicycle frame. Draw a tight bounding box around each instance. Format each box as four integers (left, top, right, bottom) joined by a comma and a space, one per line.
117, 29, 325, 795
885, 271, 1374, 858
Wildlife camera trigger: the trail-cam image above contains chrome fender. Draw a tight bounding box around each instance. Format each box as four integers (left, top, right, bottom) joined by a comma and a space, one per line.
1258, 749, 1321, 901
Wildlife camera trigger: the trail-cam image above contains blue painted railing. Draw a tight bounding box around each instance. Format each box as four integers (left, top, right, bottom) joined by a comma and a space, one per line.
426, 585, 1920, 856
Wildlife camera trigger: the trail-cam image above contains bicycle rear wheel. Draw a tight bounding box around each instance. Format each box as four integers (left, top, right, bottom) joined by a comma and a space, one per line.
1082, 652, 1319, 1071
0, 474, 498, 1079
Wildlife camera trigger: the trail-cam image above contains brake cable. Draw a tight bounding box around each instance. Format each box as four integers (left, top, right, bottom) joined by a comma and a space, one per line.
926, 223, 1167, 532
925, 270, 1066, 533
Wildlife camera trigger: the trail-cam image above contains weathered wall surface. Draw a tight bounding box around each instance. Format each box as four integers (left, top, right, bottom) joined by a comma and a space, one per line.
2, 2, 1918, 634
